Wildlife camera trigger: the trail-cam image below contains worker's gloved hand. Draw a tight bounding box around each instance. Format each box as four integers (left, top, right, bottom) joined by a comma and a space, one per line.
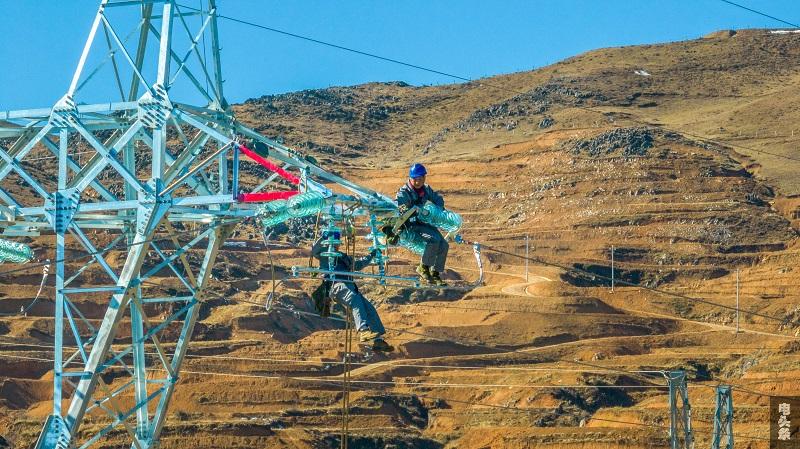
311, 282, 331, 317
252, 140, 270, 158
380, 223, 395, 238
398, 204, 409, 214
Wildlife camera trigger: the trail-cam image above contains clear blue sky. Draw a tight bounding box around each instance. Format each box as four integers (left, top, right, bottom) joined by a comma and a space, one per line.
1, 0, 798, 110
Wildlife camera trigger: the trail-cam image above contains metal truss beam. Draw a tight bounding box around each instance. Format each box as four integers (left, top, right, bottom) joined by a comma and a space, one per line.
2, 2, 400, 448
667, 370, 694, 449
711, 386, 734, 449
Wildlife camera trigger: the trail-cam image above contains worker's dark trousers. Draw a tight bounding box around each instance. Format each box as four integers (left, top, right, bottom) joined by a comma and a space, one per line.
330, 282, 385, 334
410, 223, 449, 273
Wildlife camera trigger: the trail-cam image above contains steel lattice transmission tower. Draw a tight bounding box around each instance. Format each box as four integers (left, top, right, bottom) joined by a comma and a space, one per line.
667, 370, 695, 449
0, 1, 392, 448
711, 386, 734, 449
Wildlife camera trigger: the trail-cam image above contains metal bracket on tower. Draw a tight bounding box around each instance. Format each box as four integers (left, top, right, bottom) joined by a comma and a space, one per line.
49, 96, 79, 128
34, 414, 71, 449
667, 370, 694, 449
711, 385, 734, 449
136, 189, 171, 236
44, 188, 80, 234
138, 84, 172, 129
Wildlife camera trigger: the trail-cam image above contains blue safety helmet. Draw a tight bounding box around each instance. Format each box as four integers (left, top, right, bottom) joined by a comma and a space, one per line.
409, 163, 427, 179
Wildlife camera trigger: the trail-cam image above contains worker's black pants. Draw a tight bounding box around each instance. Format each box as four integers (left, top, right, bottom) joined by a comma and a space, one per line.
409, 223, 449, 273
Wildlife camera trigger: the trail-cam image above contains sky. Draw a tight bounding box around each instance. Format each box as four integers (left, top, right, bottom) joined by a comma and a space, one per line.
1, 0, 799, 111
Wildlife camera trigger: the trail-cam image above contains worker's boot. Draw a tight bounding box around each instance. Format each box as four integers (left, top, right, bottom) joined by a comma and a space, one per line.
358, 329, 380, 343
372, 338, 394, 352
416, 264, 434, 285
430, 269, 448, 287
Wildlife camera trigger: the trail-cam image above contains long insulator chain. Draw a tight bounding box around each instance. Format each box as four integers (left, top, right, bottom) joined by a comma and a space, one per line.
398, 227, 426, 255
0, 237, 33, 264
417, 202, 463, 233
256, 192, 327, 230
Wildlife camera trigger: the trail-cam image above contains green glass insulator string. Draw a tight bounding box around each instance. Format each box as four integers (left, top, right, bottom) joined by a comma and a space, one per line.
257, 199, 291, 228
418, 202, 462, 233
398, 228, 426, 255
0, 238, 34, 264
287, 192, 326, 218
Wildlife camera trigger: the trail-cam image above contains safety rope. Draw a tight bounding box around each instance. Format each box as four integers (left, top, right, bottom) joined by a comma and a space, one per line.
8, 259, 52, 317
31, 260, 50, 311
341, 308, 352, 449
259, 229, 278, 312
307, 211, 322, 269
339, 208, 358, 449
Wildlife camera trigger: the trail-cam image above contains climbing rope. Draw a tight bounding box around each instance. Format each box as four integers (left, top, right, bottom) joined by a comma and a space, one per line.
2, 259, 51, 317
340, 209, 358, 449
30, 260, 50, 313
259, 229, 279, 312
307, 210, 322, 269
340, 308, 353, 449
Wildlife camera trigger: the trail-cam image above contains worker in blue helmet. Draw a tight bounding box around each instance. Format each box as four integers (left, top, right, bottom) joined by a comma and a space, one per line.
395, 163, 448, 286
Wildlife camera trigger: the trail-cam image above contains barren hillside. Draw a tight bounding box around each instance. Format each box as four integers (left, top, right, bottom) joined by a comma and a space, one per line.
2, 29, 800, 449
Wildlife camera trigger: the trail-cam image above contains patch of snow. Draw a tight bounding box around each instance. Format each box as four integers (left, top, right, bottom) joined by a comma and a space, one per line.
769, 29, 800, 35
634, 69, 651, 76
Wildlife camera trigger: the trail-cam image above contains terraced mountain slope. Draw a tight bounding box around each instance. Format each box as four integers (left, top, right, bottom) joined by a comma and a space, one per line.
2, 29, 800, 449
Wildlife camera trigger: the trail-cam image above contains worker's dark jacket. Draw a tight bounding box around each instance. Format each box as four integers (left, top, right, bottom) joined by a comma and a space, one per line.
311, 237, 374, 293
396, 183, 444, 210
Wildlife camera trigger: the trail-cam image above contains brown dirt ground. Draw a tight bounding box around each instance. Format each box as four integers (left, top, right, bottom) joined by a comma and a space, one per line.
2, 29, 800, 449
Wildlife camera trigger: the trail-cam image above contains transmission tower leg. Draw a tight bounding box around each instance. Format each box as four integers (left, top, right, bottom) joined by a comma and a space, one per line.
667, 370, 694, 449
711, 385, 734, 449
147, 225, 230, 443
8, 2, 395, 447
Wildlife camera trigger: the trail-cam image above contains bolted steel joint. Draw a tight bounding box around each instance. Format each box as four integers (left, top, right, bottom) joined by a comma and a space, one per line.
137, 84, 173, 129
43, 188, 80, 234
49, 96, 79, 129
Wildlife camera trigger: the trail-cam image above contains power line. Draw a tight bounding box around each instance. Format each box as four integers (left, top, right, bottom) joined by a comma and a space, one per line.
179, 3, 800, 164
258, 304, 698, 392
179, 4, 472, 84
0, 352, 772, 444
229, 247, 791, 401
5, 335, 785, 394
191, 236, 797, 350
0, 352, 671, 390
0, 340, 671, 376
477, 242, 794, 326
0, 352, 772, 445
220, 236, 796, 330
243, 238, 798, 333
159, 287, 674, 388
267, 303, 793, 400
158, 236, 797, 392
3, 276, 791, 398
11, 236, 784, 400
1, 336, 789, 401
719, 0, 800, 28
